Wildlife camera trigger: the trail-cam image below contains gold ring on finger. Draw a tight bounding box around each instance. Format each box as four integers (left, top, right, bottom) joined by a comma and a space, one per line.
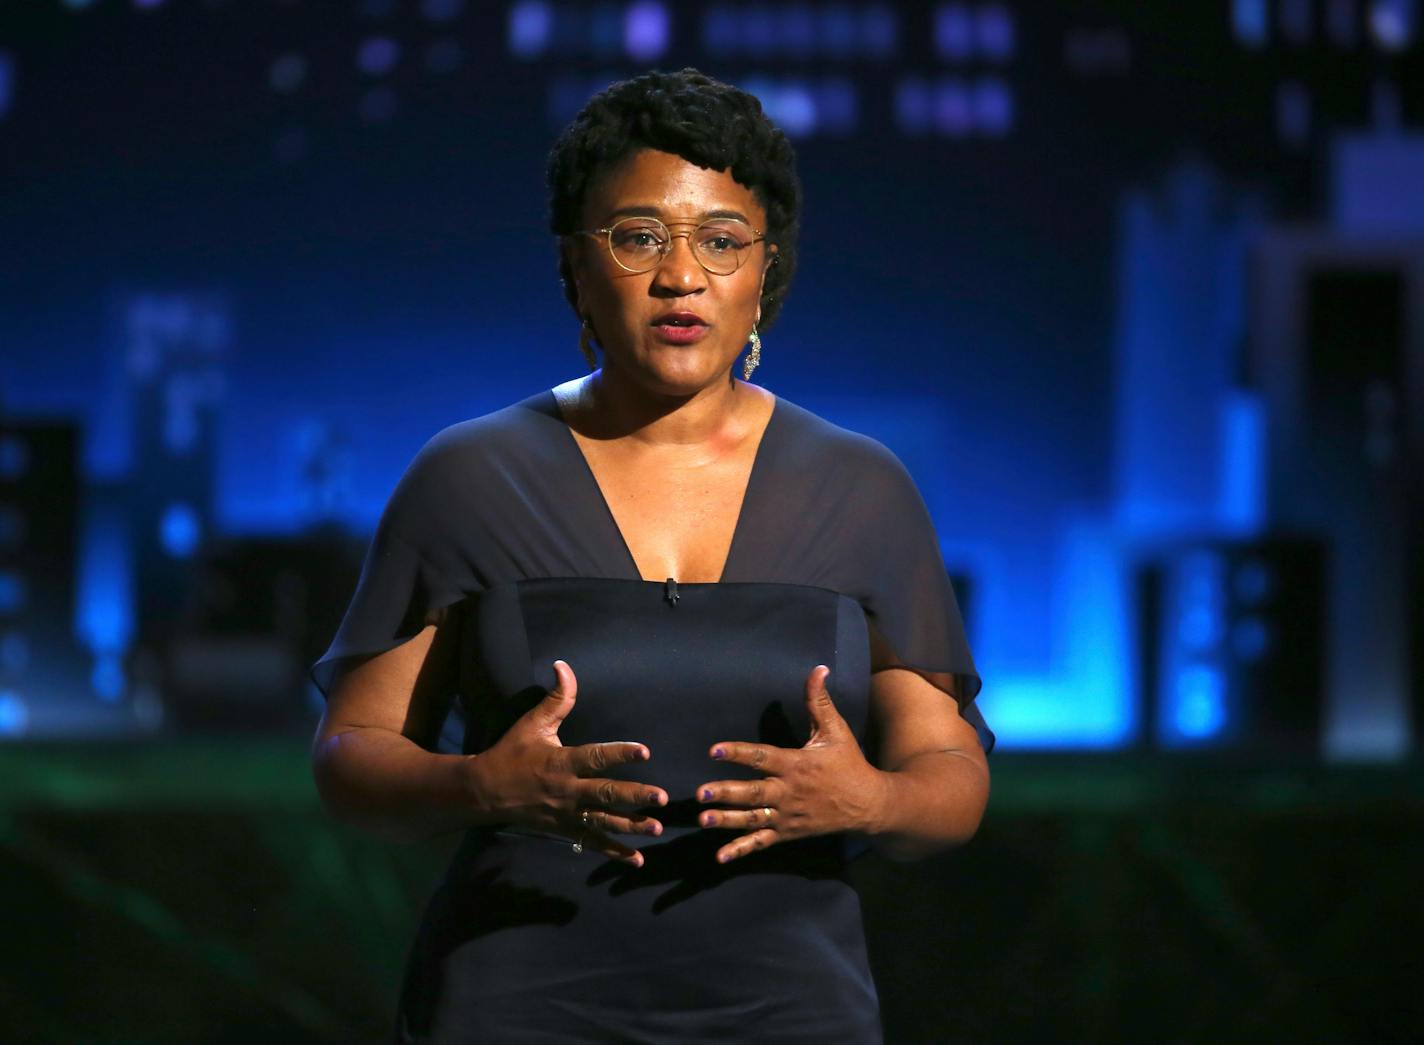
580, 809, 592, 827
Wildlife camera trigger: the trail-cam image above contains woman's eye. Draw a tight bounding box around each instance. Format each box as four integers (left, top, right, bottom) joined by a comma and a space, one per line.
701, 235, 737, 253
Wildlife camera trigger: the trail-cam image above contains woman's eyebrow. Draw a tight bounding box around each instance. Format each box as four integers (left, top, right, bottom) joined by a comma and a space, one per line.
605, 205, 753, 223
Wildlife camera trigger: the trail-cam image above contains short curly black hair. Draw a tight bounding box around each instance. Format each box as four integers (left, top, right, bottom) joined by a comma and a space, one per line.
547, 67, 801, 332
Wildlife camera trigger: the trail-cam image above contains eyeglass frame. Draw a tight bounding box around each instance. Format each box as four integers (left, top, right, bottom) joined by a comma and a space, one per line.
568, 215, 769, 276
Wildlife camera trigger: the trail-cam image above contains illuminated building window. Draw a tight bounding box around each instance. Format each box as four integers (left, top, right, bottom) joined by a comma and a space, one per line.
1280, 0, 1313, 43
0, 435, 28, 479
781, 4, 817, 57
92, 652, 126, 703
976, 3, 1015, 61
624, 3, 669, 60
159, 503, 201, 559
1369, 0, 1417, 50
0, 691, 27, 736
356, 37, 401, 77
421, 0, 465, 22
703, 6, 738, 52
1173, 665, 1227, 739
511, 0, 555, 58
972, 76, 1013, 136
0, 507, 23, 547
935, 4, 975, 60
818, 4, 858, 58
861, 4, 898, 57
933, 78, 973, 137
0, 572, 25, 614
1276, 80, 1310, 149
1326, 0, 1360, 46
0, 51, 12, 122
0, 632, 27, 676
895, 78, 930, 135
1232, 0, 1269, 48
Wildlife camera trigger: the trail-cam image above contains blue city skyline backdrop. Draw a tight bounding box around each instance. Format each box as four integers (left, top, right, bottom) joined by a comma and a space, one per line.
3, 1, 1420, 755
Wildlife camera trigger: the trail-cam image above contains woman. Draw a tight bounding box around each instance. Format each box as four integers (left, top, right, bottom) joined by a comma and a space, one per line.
311, 68, 993, 1043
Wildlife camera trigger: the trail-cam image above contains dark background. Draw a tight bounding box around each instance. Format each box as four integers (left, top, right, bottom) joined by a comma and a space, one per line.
1, 1, 1421, 1040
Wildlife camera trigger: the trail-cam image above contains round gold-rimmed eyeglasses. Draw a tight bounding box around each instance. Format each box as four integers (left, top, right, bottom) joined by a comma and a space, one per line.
571, 216, 766, 276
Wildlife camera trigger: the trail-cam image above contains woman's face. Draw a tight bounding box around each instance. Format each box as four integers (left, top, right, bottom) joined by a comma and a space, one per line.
566, 148, 777, 397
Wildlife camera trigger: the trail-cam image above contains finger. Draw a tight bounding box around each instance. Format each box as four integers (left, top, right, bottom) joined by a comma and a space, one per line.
567, 740, 652, 777
708, 741, 784, 774
699, 805, 776, 832
528, 660, 577, 737
716, 829, 779, 864
804, 664, 846, 737
696, 779, 775, 808
582, 807, 664, 838
575, 824, 645, 867
576, 777, 668, 812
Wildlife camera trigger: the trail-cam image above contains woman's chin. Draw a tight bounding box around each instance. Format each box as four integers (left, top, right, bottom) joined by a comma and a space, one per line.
622, 347, 736, 396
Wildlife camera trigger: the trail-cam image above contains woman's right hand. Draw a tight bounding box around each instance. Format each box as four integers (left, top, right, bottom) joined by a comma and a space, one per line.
466, 659, 665, 866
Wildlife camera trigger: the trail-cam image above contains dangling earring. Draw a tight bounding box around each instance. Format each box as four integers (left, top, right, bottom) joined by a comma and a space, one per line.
579, 317, 598, 370
741, 325, 762, 380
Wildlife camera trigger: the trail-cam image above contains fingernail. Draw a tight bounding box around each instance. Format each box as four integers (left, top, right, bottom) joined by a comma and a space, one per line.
703, 813, 717, 826
717, 852, 730, 864
647, 792, 662, 805
711, 747, 725, 760
700, 788, 713, 802
644, 823, 660, 836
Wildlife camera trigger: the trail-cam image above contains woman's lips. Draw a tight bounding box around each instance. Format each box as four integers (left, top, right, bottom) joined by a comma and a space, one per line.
652, 322, 710, 344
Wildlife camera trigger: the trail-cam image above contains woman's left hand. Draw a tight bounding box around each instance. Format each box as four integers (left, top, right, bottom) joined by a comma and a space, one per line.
695, 665, 887, 864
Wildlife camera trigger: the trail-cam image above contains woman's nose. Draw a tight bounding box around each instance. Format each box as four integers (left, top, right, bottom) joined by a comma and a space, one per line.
652, 233, 708, 291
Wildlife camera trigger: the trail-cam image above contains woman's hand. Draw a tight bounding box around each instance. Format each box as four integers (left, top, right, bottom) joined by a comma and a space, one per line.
694, 665, 888, 864
467, 659, 667, 866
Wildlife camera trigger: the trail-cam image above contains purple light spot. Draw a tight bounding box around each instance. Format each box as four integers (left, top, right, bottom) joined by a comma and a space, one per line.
933, 79, 972, 136
976, 4, 1015, 61
133, 0, 167, 10
509, 1, 553, 58
357, 36, 401, 76
935, 4, 974, 59
772, 81, 817, 136
625, 2, 668, 60
972, 77, 1013, 136
1369, 0, 1416, 50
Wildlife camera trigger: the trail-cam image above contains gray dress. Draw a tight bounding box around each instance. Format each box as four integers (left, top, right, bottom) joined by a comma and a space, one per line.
312, 388, 992, 1043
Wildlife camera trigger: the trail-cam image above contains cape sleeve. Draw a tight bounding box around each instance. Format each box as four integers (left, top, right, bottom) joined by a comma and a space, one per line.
308, 433, 480, 700
845, 444, 995, 756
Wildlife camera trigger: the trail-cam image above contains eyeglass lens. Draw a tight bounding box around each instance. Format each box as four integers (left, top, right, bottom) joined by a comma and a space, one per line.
606, 218, 757, 274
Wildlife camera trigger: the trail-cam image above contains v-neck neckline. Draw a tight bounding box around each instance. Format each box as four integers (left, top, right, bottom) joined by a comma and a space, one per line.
546, 387, 780, 585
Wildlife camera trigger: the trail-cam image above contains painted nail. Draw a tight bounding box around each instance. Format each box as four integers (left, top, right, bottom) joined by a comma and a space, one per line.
644, 823, 659, 836
704, 813, 717, 826
712, 747, 725, 760
700, 788, 713, 802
